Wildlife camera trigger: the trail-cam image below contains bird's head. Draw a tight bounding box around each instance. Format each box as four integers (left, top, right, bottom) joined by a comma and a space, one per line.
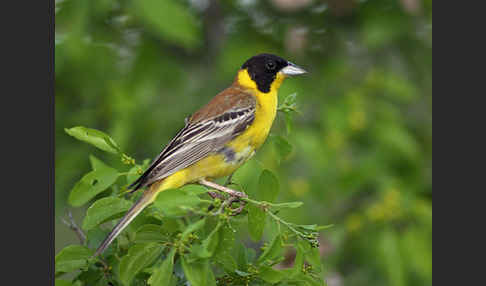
238, 53, 307, 93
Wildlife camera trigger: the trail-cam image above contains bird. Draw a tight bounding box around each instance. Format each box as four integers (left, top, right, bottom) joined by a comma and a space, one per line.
94, 53, 307, 257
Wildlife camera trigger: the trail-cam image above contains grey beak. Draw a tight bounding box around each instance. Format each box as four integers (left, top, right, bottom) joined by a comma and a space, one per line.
280, 62, 307, 76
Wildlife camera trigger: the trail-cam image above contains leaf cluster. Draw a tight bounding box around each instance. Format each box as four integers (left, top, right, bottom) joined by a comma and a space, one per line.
56, 125, 329, 286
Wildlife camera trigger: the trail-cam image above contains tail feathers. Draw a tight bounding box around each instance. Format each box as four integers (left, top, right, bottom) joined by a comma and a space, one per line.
127, 175, 145, 193
93, 190, 156, 257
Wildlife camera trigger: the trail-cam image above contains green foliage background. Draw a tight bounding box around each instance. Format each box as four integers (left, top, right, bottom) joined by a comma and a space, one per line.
55, 0, 432, 285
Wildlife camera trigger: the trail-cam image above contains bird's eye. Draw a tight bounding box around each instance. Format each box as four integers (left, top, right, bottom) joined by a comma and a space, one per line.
265, 61, 276, 71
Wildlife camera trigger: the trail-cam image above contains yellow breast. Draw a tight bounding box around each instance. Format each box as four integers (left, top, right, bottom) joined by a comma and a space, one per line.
228, 69, 285, 153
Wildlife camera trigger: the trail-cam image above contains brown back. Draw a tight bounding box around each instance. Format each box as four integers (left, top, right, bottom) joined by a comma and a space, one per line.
189, 84, 256, 123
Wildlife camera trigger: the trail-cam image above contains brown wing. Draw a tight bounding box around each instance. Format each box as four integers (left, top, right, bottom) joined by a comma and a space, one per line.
189, 85, 256, 123
129, 86, 256, 191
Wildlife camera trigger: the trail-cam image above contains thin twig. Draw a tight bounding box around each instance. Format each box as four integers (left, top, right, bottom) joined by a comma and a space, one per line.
241, 198, 314, 241
266, 210, 308, 239
61, 211, 86, 244
199, 180, 315, 241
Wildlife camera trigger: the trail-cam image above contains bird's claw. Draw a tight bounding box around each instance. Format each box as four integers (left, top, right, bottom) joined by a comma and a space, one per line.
203, 180, 247, 215
207, 191, 224, 200
229, 199, 246, 215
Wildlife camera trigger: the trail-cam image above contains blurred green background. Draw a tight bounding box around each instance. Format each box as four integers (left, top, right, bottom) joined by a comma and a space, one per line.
55, 0, 432, 285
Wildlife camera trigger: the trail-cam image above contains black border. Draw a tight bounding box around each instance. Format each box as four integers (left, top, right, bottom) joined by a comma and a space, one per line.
49, 0, 55, 284
4, 0, 54, 283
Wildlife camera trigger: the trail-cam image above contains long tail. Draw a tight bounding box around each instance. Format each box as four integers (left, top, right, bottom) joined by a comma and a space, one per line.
93, 184, 161, 257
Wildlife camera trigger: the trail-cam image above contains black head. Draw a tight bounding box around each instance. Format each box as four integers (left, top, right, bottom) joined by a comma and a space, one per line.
241, 53, 306, 93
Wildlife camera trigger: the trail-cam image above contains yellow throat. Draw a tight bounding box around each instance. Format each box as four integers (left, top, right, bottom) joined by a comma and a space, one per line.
232, 69, 286, 150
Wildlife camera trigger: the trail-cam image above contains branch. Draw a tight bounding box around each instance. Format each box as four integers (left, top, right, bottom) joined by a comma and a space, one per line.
61, 211, 86, 245
198, 179, 247, 198
241, 197, 320, 246
198, 180, 321, 246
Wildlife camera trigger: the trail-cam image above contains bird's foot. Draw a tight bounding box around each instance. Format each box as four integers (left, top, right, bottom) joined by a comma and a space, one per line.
199, 179, 247, 215
199, 178, 247, 199
207, 191, 224, 200
214, 195, 246, 216
228, 198, 246, 216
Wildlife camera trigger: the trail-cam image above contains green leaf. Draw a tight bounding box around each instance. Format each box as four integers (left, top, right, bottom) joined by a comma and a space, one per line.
291, 273, 324, 286
68, 159, 119, 207
246, 248, 257, 263
273, 136, 293, 162
55, 245, 93, 274
55, 280, 82, 286
270, 201, 304, 209
82, 197, 132, 231
153, 188, 204, 217
315, 224, 334, 231
290, 223, 333, 232
247, 169, 279, 241
65, 126, 121, 154
74, 266, 104, 285
258, 266, 286, 284
235, 270, 251, 277
215, 251, 237, 273
248, 204, 266, 242
206, 267, 217, 286
148, 249, 176, 286
278, 93, 298, 134
126, 159, 151, 185
181, 218, 206, 240
278, 93, 298, 113
134, 224, 169, 244
89, 155, 109, 170
286, 242, 324, 286
297, 239, 322, 273
119, 243, 164, 286
201, 221, 223, 258
125, 208, 161, 233
188, 244, 211, 261
284, 111, 294, 134
257, 234, 283, 264
235, 243, 248, 272
179, 184, 210, 195
85, 228, 110, 251
292, 224, 318, 231
159, 217, 181, 233
292, 244, 305, 277
213, 224, 237, 272
181, 257, 216, 286
132, 0, 200, 48
283, 93, 298, 109
259, 169, 280, 203
54, 280, 72, 286
307, 247, 322, 273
